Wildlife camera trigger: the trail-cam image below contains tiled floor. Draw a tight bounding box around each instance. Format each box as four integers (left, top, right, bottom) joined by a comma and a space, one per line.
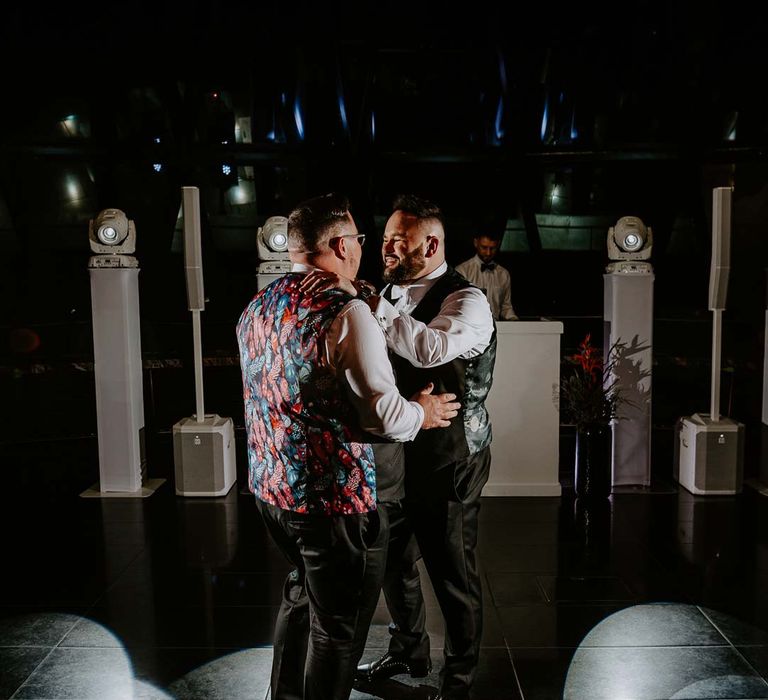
1, 443, 768, 699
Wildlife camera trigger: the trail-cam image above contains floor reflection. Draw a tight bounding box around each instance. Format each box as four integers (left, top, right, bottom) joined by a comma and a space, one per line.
1, 446, 767, 699
564, 604, 768, 699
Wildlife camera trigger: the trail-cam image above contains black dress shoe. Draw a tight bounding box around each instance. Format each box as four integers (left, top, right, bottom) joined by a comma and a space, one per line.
355, 652, 432, 682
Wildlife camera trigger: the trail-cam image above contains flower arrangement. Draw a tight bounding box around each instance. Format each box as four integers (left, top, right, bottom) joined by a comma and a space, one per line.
560, 333, 624, 429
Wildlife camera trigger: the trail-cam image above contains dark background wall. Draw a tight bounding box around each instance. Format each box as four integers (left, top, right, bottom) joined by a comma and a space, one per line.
1, 1, 766, 487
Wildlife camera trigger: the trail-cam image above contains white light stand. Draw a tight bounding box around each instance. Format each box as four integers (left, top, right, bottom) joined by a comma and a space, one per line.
675, 187, 744, 495
172, 186, 236, 497
82, 214, 164, 498
604, 232, 654, 489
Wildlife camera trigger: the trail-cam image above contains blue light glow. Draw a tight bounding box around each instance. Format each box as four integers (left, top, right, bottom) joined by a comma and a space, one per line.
222, 164, 232, 176
494, 96, 505, 141
337, 74, 349, 134
540, 95, 550, 142
498, 53, 508, 92
294, 98, 305, 141
570, 111, 578, 140
371, 111, 376, 140
153, 164, 163, 173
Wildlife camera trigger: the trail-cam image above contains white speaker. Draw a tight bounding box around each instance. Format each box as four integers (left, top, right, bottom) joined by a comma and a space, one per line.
173, 416, 236, 496
182, 186, 205, 311
676, 413, 744, 495
708, 187, 732, 311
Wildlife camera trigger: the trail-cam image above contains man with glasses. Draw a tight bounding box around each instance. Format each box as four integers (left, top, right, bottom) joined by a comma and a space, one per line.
301, 194, 496, 700
237, 193, 460, 700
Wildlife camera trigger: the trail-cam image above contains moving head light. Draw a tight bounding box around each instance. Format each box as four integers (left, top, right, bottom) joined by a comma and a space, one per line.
607, 216, 652, 261
256, 216, 289, 261
89, 208, 136, 255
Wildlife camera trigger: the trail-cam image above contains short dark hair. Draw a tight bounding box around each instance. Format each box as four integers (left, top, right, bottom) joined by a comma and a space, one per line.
475, 231, 503, 243
288, 193, 350, 253
391, 194, 444, 226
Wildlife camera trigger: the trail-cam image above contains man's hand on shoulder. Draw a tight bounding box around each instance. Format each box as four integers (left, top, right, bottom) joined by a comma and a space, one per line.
354, 280, 378, 302
300, 270, 357, 296
413, 382, 461, 429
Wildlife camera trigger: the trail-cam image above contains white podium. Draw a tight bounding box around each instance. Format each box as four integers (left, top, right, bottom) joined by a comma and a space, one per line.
484, 320, 563, 496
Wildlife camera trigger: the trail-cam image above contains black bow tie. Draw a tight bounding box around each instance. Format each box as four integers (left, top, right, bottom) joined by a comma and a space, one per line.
481, 262, 496, 272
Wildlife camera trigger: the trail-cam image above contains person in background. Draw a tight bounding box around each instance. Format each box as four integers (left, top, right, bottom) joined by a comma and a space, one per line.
455, 231, 518, 321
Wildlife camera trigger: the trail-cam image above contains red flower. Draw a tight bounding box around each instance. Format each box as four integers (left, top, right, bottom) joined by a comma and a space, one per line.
572, 333, 602, 379
561, 333, 626, 429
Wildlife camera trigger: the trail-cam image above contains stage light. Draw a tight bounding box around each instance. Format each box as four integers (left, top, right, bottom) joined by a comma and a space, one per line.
256, 215, 291, 291
88, 208, 136, 255
257, 216, 289, 259
607, 215, 652, 261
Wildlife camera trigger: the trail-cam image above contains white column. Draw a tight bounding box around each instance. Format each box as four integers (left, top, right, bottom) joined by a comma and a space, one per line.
89, 267, 145, 492
603, 271, 654, 487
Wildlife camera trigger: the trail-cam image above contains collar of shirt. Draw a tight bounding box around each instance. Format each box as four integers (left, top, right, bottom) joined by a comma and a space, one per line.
291, 262, 317, 273
387, 261, 447, 310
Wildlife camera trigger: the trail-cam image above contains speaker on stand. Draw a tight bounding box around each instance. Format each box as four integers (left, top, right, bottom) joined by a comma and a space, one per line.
172, 186, 237, 497
675, 186, 744, 495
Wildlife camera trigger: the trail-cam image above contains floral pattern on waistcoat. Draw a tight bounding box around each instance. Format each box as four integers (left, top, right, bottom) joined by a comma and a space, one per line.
236, 274, 377, 515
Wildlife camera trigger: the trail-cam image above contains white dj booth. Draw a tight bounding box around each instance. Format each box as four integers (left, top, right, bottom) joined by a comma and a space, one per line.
483, 320, 564, 496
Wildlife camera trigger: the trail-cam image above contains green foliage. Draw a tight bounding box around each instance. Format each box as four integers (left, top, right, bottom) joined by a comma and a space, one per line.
560, 333, 625, 429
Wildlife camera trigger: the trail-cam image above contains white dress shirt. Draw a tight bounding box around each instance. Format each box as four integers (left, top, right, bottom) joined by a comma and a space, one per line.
455, 255, 517, 321
374, 262, 494, 368
292, 263, 423, 441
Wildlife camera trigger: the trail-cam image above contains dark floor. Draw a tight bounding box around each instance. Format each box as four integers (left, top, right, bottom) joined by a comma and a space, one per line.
1, 441, 768, 700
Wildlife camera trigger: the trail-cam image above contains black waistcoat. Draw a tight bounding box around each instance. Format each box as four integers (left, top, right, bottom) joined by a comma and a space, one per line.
387, 267, 497, 471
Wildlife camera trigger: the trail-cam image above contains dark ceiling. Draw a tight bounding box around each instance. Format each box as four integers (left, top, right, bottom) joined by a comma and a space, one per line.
2, 0, 765, 153
1, 1, 766, 435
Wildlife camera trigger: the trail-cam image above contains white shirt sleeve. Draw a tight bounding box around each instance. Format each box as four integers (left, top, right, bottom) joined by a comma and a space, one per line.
499, 267, 517, 320
325, 299, 424, 441
374, 287, 494, 367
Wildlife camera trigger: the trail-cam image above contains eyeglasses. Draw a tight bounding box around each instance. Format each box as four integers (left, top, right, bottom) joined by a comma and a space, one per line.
330, 234, 366, 246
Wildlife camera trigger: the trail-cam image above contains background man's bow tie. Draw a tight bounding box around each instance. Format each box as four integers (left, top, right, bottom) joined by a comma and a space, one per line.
481, 262, 496, 272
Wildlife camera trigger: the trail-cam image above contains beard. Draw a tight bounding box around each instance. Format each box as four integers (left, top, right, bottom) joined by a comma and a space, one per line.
382, 246, 427, 284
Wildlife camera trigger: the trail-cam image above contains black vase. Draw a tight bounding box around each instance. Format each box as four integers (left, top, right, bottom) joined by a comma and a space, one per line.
574, 423, 611, 499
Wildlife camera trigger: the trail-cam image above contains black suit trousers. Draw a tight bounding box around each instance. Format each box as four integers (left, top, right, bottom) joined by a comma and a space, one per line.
256, 499, 387, 700
384, 446, 492, 698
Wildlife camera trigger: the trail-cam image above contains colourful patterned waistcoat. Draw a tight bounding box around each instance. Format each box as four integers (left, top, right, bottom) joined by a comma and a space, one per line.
236, 273, 377, 515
